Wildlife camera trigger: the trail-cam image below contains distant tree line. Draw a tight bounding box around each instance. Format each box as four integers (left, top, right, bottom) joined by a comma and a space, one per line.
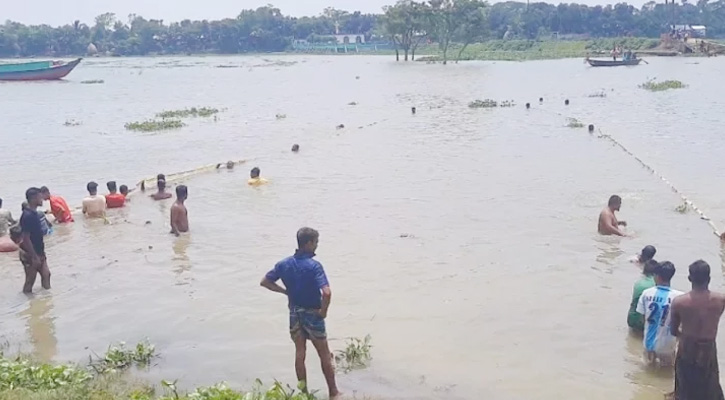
1, 0, 725, 58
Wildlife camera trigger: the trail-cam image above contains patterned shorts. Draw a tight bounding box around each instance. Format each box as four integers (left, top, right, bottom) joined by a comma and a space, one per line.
289, 307, 326, 341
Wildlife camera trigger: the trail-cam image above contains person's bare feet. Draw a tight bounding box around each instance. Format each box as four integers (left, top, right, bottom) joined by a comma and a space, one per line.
329, 391, 343, 400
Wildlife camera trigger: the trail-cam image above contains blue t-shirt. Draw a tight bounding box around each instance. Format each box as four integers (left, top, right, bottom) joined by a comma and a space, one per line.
266, 251, 329, 309
19, 208, 44, 255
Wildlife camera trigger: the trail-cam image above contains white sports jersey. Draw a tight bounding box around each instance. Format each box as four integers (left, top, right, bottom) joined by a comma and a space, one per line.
636, 286, 683, 356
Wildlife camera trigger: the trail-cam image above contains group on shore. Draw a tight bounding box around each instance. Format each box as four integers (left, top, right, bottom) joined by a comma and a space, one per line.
599, 194, 725, 399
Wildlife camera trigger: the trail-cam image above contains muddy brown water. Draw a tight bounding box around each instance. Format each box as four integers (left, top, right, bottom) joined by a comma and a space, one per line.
1, 55, 725, 399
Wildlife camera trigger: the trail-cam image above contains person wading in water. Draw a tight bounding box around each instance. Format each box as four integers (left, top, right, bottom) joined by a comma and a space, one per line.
668, 260, 725, 400
598, 195, 627, 236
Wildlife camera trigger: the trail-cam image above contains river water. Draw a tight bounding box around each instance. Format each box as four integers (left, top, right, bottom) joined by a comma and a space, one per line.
1, 55, 725, 399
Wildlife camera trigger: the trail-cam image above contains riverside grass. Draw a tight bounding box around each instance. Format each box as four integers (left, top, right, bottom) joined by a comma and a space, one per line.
416, 37, 660, 62
0, 337, 373, 400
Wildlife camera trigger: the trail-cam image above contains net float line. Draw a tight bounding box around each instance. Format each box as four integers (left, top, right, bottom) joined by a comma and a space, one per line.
530, 106, 721, 238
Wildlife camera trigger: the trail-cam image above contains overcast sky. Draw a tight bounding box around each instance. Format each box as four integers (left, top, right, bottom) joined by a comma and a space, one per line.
5, 0, 648, 26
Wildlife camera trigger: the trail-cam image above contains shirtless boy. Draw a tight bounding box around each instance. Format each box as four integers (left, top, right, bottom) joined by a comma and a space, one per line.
170, 185, 188, 236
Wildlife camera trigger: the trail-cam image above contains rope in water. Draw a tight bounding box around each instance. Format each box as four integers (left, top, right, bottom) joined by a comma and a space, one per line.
533, 106, 721, 238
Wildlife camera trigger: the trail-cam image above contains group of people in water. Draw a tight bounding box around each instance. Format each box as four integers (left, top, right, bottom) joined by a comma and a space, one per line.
599, 194, 725, 399
0, 165, 273, 294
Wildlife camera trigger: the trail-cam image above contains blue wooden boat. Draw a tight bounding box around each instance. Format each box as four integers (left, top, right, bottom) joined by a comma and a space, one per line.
0, 58, 82, 81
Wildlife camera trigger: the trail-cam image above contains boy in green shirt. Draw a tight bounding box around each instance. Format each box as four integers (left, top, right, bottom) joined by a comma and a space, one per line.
628, 259, 658, 332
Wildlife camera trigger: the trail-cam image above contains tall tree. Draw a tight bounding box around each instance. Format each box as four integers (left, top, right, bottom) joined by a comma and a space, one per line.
453, 0, 489, 62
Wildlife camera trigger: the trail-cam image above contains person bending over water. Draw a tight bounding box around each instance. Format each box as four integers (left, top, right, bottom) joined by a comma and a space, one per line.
105, 181, 126, 209
628, 259, 657, 333
260, 228, 340, 399
631, 245, 656, 266
598, 195, 627, 236
40, 186, 73, 223
637, 261, 683, 366
248, 167, 268, 186
170, 185, 189, 236
669, 260, 725, 400
151, 179, 173, 201
22, 202, 52, 236
19, 188, 51, 293
0, 197, 17, 237
141, 174, 165, 192
82, 182, 107, 218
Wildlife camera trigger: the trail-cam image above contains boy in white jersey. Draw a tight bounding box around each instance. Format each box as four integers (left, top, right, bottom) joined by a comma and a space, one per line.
637, 261, 684, 366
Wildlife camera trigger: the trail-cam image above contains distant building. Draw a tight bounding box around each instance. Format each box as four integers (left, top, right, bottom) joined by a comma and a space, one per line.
671, 24, 707, 38
333, 34, 365, 45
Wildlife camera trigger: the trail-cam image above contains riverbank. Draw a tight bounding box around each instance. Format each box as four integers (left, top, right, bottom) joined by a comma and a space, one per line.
413, 38, 662, 62
0, 337, 371, 400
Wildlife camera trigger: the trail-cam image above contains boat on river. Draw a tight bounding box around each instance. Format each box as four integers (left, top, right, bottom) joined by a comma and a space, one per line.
0, 58, 82, 81
586, 57, 642, 67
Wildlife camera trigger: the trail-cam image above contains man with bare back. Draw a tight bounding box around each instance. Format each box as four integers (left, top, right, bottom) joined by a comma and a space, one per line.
170, 185, 188, 236
669, 260, 725, 400
598, 195, 627, 236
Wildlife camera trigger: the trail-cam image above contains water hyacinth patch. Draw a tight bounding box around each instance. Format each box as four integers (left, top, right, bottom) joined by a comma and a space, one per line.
639, 79, 687, 92
125, 120, 185, 132
0, 358, 92, 390
156, 107, 219, 119
89, 341, 157, 373
334, 335, 372, 373
566, 118, 585, 128
468, 99, 498, 108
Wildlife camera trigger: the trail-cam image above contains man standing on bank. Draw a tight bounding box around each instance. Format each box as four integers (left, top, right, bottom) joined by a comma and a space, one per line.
669, 260, 725, 400
260, 227, 340, 399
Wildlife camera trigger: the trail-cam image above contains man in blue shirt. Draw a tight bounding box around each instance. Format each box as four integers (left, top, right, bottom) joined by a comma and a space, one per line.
261, 227, 340, 399
19, 187, 51, 293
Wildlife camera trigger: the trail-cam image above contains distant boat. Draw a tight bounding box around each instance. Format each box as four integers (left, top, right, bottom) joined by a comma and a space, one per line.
0, 58, 82, 81
586, 57, 642, 67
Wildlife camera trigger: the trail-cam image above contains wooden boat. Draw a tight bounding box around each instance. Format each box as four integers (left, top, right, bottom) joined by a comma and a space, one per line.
0, 58, 82, 81
586, 57, 642, 67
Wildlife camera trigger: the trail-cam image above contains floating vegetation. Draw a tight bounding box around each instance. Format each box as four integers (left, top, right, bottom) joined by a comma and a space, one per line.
275, 114, 287, 119
468, 99, 515, 108
334, 335, 372, 373
64, 119, 82, 126
675, 202, 689, 214
639, 79, 688, 92
588, 91, 607, 98
252, 59, 298, 68
468, 99, 498, 108
0, 358, 92, 390
416, 56, 440, 62
156, 107, 219, 119
125, 119, 185, 132
89, 340, 157, 373
80, 79, 105, 84
566, 118, 585, 128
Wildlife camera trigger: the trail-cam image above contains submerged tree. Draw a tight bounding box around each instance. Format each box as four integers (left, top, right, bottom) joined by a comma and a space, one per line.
383, 0, 429, 61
